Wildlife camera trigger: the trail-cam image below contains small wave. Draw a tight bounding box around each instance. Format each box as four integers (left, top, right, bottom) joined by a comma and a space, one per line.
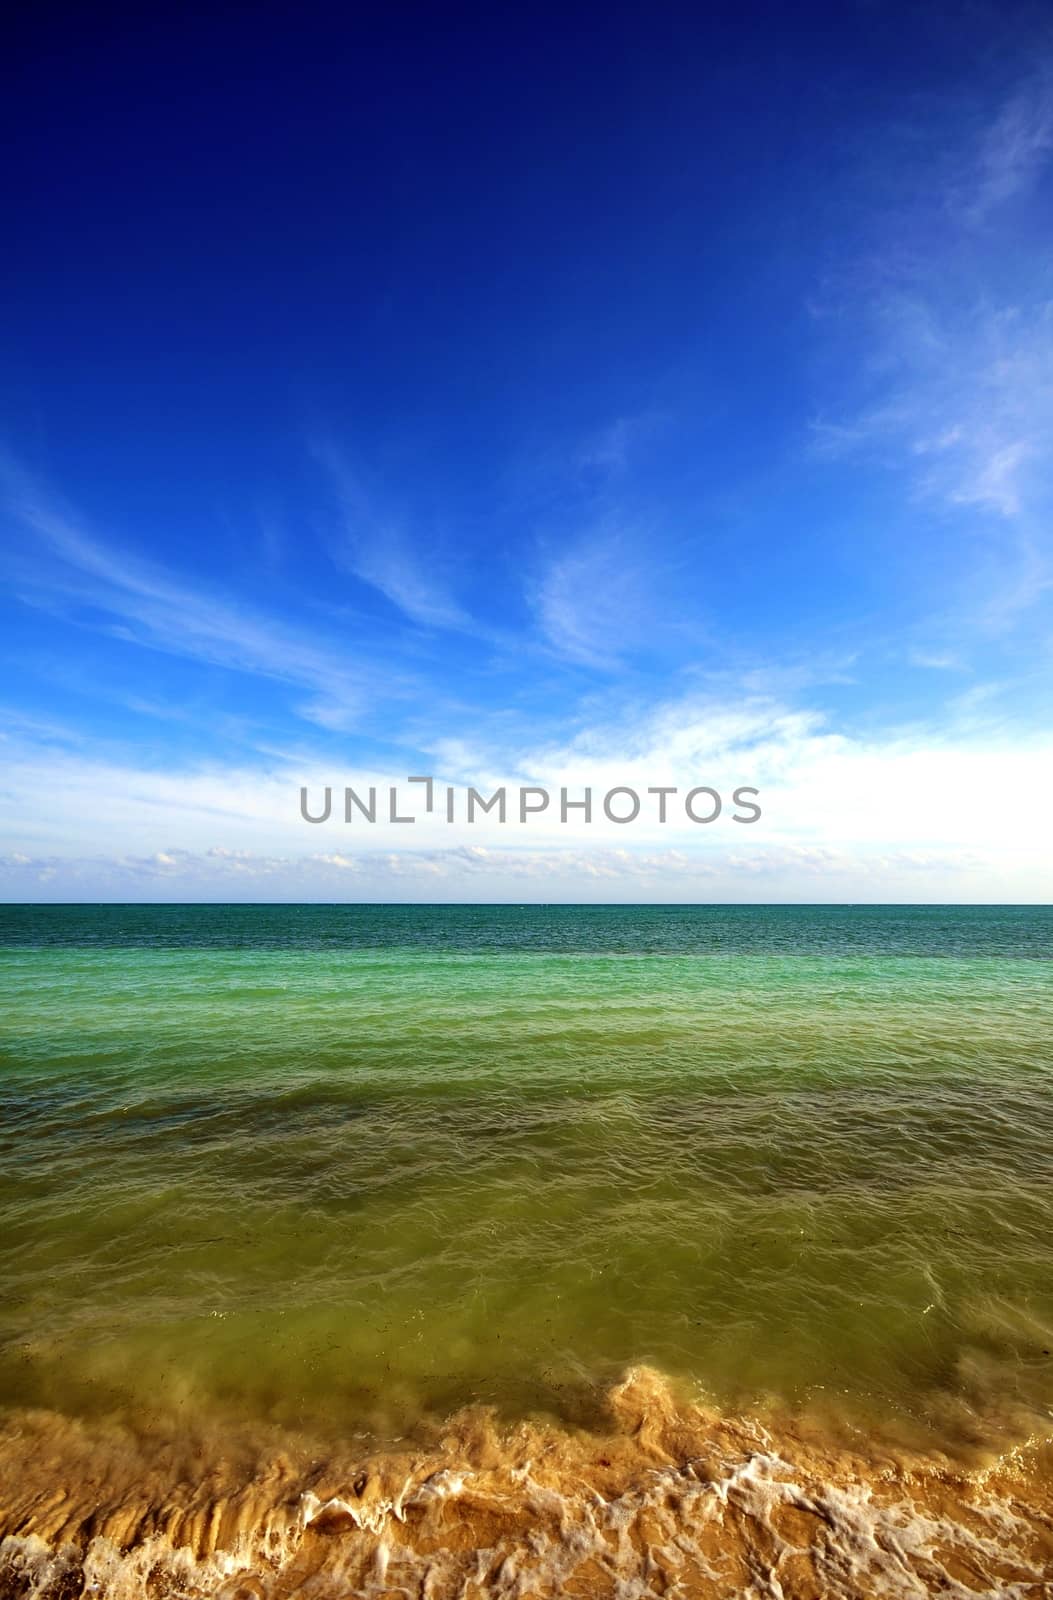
2, 1367, 1051, 1598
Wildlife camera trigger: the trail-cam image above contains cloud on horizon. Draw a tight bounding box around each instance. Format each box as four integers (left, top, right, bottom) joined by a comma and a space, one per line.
1, 684, 1049, 900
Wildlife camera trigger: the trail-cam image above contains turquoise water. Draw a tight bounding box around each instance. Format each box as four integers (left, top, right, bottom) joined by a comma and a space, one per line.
2, 904, 1052, 1450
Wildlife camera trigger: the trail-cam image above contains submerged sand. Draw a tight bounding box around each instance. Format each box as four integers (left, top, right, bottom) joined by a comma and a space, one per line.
2, 1369, 1052, 1599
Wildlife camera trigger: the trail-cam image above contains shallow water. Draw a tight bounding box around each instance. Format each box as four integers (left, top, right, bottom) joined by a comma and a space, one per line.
2, 904, 1053, 1595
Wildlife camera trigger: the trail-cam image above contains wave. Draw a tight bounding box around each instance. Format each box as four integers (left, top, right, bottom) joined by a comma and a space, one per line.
2, 1367, 1052, 1598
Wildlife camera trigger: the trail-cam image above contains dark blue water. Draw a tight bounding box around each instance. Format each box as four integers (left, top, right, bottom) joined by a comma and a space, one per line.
1, 902, 1050, 956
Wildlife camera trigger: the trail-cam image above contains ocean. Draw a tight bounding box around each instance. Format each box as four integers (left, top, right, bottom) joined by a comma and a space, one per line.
2, 903, 1052, 1596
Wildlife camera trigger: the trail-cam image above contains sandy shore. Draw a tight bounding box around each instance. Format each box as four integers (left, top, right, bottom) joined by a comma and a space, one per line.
2, 1368, 1051, 1598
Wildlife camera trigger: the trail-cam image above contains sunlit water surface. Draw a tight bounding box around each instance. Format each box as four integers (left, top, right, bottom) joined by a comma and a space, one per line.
2, 904, 1052, 1452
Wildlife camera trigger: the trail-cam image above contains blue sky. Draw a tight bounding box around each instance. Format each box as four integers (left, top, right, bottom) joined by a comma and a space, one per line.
2, 3, 1052, 901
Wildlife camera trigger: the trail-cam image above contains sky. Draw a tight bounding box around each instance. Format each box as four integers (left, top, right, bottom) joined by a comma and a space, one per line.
2, 1, 1052, 902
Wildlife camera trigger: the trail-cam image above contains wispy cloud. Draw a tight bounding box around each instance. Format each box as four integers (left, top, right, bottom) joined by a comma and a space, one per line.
531, 528, 668, 669
958, 73, 1053, 223
312, 439, 470, 630
809, 75, 1053, 635
575, 413, 662, 478
0, 453, 408, 732
817, 294, 1053, 530
908, 648, 965, 671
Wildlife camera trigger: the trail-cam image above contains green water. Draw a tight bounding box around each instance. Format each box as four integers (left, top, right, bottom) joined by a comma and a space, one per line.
2, 905, 1052, 1447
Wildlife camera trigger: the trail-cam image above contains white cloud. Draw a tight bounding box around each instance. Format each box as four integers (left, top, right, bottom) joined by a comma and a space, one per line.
0, 689, 1050, 900
0, 839, 998, 903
